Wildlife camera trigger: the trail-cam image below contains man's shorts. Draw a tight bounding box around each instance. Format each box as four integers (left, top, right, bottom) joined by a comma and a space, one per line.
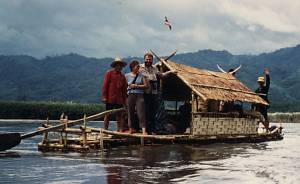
106, 103, 123, 110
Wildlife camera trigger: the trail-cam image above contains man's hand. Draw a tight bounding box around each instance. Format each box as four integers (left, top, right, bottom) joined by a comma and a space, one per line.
264, 68, 270, 75
170, 69, 178, 74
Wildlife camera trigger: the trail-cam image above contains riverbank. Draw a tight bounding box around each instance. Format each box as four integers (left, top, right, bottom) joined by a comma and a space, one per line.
0, 101, 104, 120
1, 112, 299, 124
269, 112, 300, 123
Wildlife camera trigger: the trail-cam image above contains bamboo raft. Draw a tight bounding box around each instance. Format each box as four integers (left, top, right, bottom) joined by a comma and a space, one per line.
37, 57, 284, 152
37, 112, 283, 153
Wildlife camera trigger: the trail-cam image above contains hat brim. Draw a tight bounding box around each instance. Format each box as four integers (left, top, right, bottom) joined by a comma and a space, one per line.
111, 61, 127, 68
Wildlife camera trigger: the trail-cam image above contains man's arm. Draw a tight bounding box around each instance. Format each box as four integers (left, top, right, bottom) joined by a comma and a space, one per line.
101, 71, 110, 102
265, 69, 270, 93
157, 68, 177, 79
122, 75, 128, 105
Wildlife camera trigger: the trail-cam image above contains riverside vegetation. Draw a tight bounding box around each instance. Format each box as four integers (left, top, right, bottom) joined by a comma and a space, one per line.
269, 112, 300, 123
0, 101, 298, 123
0, 101, 104, 120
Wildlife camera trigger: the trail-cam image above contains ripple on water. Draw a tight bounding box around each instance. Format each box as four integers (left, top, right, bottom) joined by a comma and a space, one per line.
0, 123, 300, 184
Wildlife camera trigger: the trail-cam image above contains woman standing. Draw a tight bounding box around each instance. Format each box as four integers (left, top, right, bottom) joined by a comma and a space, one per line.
126, 60, 148, 135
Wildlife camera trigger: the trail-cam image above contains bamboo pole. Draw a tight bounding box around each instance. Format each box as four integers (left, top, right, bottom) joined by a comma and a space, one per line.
21, 108, 125, 139
99, 128, 104, 149
191, 92, 195, 135
82, 114, 87, 146
42, 117, 49, 144
63, 115, 68, 147
59, 113, 64, 145
99, 128, 188, 140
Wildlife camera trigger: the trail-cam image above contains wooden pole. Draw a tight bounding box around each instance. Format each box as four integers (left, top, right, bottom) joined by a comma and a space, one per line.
42, 117, 49, 144
191, 92, 195, 135
99, 128, 104, 149
82, 114, 87, 146
21, 108, 125, 139
59, 113, 64, 145
63, 115, 68, 147
99, 128, 187, 140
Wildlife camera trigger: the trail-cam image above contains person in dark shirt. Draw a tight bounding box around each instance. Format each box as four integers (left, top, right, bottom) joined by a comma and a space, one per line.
254, 68, 270, 130
178, 101, 191, 133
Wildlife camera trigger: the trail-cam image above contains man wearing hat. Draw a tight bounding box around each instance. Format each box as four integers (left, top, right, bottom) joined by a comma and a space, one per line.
254, 68, 270, 130
101, 57, 127, 132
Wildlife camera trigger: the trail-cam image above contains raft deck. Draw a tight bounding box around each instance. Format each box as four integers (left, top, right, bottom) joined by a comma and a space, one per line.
37, 124, 283, 153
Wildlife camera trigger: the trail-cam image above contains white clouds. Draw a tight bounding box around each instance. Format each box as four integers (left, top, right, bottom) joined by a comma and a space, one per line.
0, 0, 299, 57
218, 0, 300, 33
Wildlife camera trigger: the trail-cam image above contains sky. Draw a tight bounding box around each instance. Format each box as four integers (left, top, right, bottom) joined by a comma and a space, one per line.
0, 0, 300, 58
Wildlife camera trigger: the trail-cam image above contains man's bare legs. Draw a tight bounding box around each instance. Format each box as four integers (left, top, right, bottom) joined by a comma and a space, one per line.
104, 114, 109, 130
116, 112, 124, 132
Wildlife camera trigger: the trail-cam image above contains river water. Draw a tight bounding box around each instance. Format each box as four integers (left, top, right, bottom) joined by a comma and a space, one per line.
0, 122, 299, 184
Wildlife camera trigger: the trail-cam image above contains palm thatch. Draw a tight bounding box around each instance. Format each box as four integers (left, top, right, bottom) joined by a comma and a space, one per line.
161, 60, 268, 105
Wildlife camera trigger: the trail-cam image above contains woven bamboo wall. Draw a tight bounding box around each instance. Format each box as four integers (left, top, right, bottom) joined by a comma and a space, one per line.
192, 115, 259, 136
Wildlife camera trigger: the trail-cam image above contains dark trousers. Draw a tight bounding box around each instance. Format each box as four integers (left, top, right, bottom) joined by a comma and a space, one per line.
144, 94, 159, 133
257, 105, 269, 122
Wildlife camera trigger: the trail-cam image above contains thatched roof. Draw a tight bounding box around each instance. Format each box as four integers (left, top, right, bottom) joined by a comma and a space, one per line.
162, 60, 268, 105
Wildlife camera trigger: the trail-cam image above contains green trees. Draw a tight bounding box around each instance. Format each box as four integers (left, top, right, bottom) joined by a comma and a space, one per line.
1, 45, 300, 112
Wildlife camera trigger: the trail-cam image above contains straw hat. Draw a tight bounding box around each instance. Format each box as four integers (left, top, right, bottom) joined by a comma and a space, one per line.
111, 57, 127, 67
257, 76, 265, 83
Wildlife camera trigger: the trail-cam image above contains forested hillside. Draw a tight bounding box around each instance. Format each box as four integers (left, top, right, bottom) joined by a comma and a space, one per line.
1, 45, 300, 111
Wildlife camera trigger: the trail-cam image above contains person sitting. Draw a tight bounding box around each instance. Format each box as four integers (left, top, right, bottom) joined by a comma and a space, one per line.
126, 60, 148, 135
178, 101, 191, 133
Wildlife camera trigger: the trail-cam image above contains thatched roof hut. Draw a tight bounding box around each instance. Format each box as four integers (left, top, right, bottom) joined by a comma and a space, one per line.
160, 60, 268, 106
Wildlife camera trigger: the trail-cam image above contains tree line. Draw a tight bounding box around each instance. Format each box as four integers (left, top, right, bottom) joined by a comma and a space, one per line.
0, 101, 104, 120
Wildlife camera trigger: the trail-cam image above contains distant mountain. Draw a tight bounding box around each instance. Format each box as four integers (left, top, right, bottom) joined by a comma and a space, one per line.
0, 45, 300, 111
171, 45, 300, 104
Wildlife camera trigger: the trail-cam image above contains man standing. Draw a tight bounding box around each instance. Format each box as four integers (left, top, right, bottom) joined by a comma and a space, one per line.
140, 52, 175, 134
255, 68, 270, 130
101, 57, 127, 132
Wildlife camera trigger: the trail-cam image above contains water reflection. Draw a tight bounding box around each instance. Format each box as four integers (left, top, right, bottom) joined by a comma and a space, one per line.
0, 151, 21, 158
77, 143, 268, 184
1, 122, 299, 184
